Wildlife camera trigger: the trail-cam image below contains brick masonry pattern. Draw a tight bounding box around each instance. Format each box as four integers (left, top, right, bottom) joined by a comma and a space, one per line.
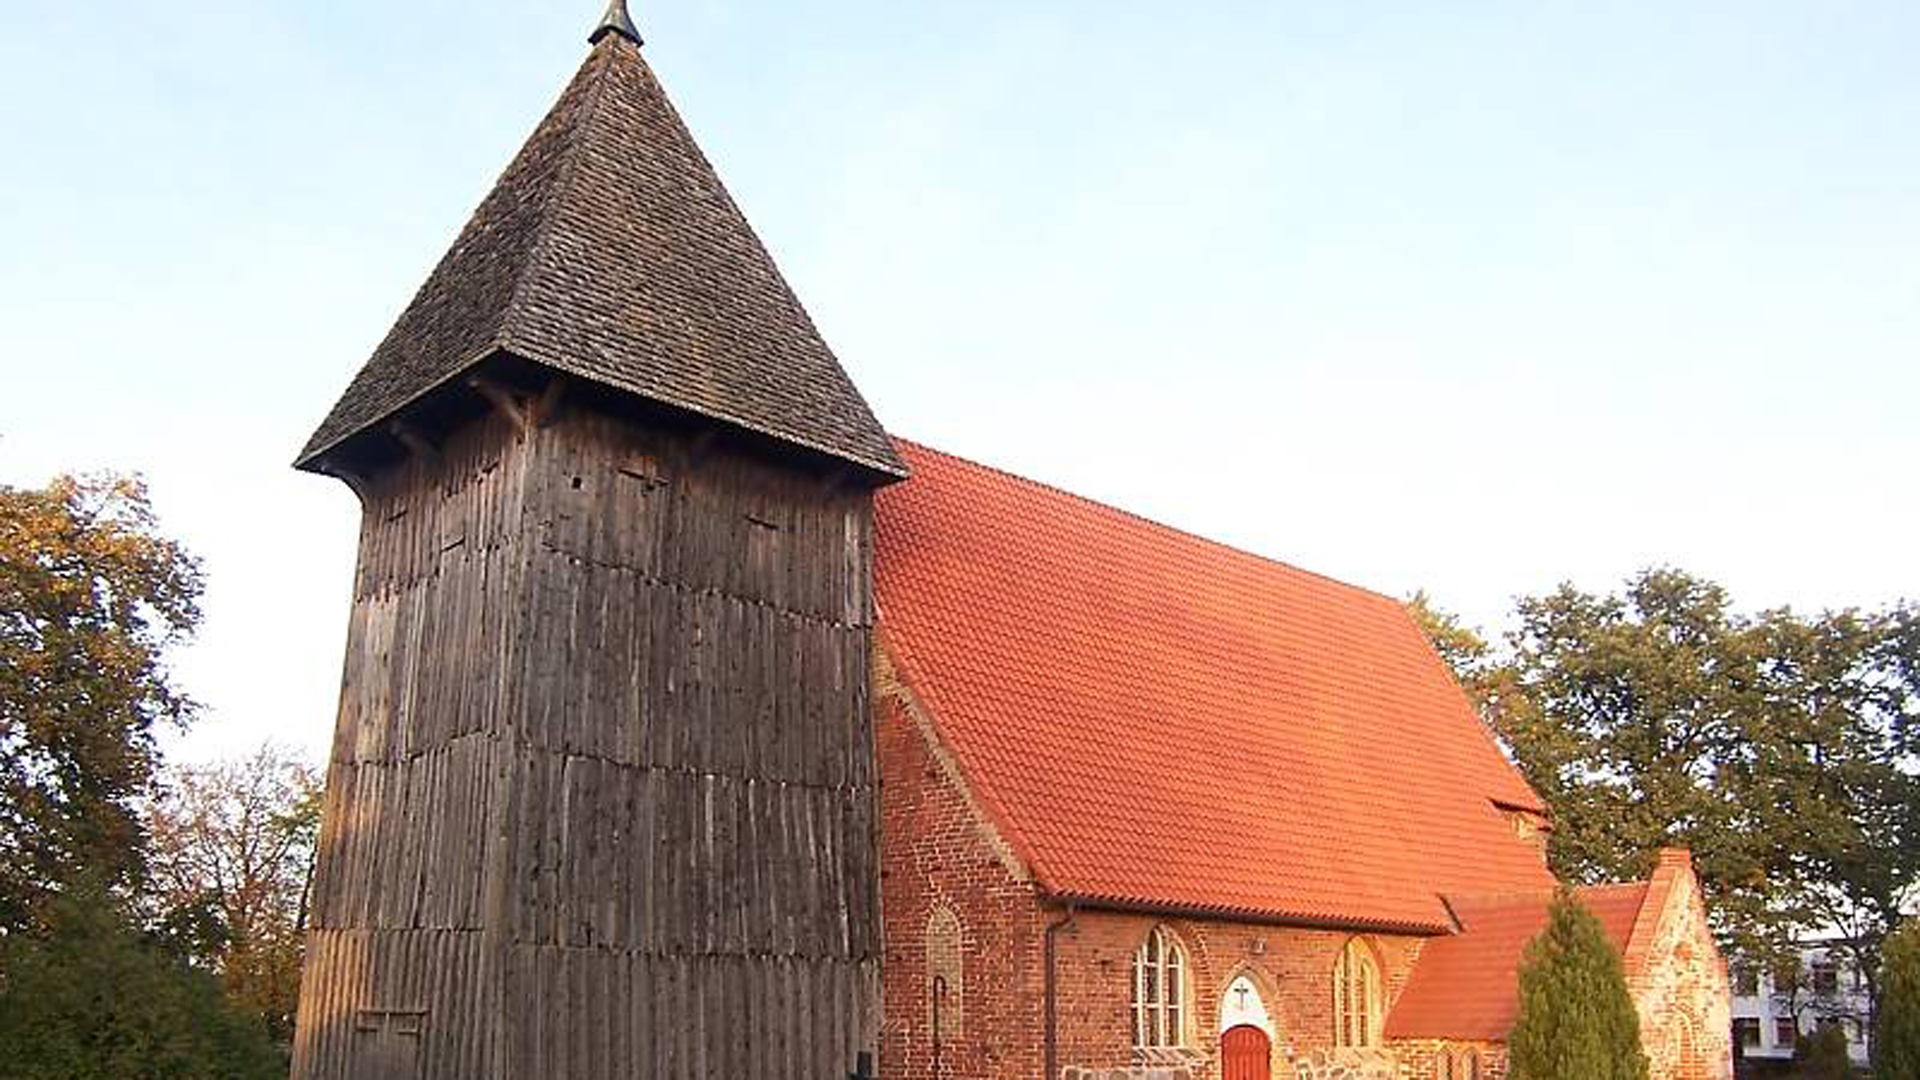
878, 647, 1731, 1080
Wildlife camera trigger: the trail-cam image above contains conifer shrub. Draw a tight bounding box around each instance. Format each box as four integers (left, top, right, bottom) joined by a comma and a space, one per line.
1506, 889, 1650, 1080
1879, 919, 1920, 1079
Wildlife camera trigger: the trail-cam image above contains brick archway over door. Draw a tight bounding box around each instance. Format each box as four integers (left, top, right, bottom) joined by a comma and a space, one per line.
1221, 1024, 1270, 1080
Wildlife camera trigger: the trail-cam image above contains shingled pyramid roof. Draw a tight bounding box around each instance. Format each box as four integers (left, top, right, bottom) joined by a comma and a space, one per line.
296, 15, 904, 479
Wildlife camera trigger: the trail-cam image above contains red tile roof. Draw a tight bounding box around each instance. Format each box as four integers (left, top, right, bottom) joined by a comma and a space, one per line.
1384, 884, 1652, 1041
872, 441, 1555, 932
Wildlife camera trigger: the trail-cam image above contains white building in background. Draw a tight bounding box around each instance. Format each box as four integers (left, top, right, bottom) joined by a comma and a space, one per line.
1730, 939, 1872, 1066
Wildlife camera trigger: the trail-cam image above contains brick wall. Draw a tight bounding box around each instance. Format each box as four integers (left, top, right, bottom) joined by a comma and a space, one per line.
877, 649, 1046, 1080
1047, 911, 1427, 1078
878, 645, 1443, 1080
1626, 853, 1734, 1080
876, 648, 1732, 1080
1386, 1039, 1508, 1080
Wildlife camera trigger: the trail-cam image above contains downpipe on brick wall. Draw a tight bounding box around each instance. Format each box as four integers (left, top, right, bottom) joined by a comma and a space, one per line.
1044, 903, 1078, 1080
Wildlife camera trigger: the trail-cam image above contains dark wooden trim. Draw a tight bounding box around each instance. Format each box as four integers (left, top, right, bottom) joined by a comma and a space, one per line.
817, 463, 852, 497
531, 375, 570, 428
316, 457, 373, 504
387, 420, 440, 463
687, 426, 720, 467
466, 375, 532, 434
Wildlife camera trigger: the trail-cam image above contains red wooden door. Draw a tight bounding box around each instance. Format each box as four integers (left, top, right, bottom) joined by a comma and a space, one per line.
1221, 1024, 1270, 1080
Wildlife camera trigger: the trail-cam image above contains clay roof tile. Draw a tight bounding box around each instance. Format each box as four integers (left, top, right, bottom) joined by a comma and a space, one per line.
874, 441, 1554, 931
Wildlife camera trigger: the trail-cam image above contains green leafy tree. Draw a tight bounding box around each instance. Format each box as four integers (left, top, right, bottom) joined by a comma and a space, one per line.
0, 885, 281, 1080
1497, 571, 1781, 945
1507, 890, 1649, 1080
1406, 590, 1497, 686
0, 473, 283, 1076
0, 473, 203, 931
148, 744, 323, 1045
1879, 919, 1920, 1078
1411, 572, 1920, 1023
1406, 591, 1543, 746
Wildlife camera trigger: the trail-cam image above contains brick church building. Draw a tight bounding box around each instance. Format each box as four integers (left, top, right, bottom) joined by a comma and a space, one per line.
872, 446, 1732, 1080
290, 6, 1732, 1079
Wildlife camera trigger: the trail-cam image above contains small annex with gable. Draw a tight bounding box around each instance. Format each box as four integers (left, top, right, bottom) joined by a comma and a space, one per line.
872, 442, 1732, 1080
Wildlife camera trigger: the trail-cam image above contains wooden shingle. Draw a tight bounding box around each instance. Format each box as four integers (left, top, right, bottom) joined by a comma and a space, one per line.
296, 31, 904, 480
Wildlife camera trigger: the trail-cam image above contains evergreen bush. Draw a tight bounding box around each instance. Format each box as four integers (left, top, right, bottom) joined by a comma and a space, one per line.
1506, 889, 1650, 1080
1878, 918, 1920, 1079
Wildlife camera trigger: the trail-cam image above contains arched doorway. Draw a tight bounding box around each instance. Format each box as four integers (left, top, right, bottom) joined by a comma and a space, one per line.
1221, 1024, 1270, 1080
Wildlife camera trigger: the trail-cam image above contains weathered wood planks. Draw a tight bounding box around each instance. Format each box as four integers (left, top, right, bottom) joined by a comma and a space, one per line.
292, 404, 883, 1080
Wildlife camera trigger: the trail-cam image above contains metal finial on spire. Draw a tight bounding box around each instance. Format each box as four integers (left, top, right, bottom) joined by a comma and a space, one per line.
589, 0, 642, 46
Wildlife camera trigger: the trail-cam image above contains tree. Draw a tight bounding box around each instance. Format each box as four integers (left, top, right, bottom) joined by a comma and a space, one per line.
1749, 603, 1920, 1036
1406, 590, 1497, 687
1497, 571, 1784, 947
0, 884, 281, 1080
1411, 572, 1920, 1023
0, 473, 203, 932
1879, 919, 1920, 1078
147, 744, 322, 1045
1506, 890, 1649, 1080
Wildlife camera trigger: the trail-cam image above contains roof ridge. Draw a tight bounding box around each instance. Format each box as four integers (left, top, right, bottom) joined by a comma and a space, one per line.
1443, 887, 1557, 903
1446, 880, 1649, 904
1575, 880, 1653, 893
891, 436, 1405, 609
496, 39, 618, 355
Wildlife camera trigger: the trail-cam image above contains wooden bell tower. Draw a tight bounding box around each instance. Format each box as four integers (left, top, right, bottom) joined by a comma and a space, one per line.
289, 5, 905, 1077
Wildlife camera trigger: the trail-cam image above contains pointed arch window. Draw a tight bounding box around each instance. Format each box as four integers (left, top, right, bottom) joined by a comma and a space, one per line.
1332, 937, 1381, 1048
1130, 926, 1187, 1048
925, 906, 964, 1038
1442, 1049, 1483, 1079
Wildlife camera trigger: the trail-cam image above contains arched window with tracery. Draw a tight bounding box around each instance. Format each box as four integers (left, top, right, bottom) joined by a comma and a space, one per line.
1332, 937, 1381, 1048
1130, 925, 1187, 1048
1460, 1049, 1481, 1080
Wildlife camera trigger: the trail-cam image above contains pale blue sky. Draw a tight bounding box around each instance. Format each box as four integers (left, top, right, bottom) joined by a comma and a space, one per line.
3, 2, 1916, 763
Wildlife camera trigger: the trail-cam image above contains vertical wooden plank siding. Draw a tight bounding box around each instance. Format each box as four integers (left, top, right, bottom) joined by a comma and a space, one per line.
291, 407, 882, 1079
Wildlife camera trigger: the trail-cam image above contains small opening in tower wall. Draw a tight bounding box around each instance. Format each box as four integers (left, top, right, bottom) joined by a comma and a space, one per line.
617, 465, 667, 487
571, 476, 584, 490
